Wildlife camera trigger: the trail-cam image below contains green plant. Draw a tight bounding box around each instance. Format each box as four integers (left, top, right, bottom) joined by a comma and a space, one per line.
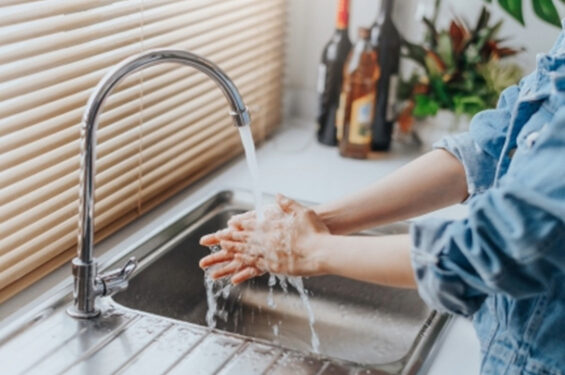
400, 6, 524, 120
485, 0, 564, 27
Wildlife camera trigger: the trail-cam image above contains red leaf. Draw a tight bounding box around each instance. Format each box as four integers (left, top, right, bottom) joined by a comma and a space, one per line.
449, 20, 469, 54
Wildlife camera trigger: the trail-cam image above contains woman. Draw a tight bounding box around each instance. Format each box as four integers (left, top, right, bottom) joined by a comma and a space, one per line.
200, 23, 565, 375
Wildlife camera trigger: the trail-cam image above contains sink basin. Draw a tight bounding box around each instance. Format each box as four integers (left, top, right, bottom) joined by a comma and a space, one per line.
110, 190, 448, 373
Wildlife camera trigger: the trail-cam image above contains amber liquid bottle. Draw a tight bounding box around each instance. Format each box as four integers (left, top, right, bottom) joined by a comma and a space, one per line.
337, 28, 380, 159
316, 0, 352, 146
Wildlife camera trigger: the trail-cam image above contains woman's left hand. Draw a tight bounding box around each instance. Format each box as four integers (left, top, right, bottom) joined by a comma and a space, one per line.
199, 194, 330, 284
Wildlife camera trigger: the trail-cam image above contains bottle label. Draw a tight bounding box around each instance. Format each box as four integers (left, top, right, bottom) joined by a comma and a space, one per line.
336, 92, 347, 141
386, 74, 399, 122
349, 93, 374, 145
317, 63, 327, 94
336, 0, 349, 29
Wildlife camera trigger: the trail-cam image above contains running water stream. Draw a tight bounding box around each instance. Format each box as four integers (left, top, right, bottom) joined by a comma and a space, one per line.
203, 125, 320, 353
237, 126, 264, 220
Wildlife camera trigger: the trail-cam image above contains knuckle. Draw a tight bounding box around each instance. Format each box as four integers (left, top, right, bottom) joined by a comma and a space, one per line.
304, 208, 315, 218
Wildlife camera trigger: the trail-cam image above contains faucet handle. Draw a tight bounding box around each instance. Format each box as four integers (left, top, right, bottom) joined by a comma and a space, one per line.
98, 257, 138, 296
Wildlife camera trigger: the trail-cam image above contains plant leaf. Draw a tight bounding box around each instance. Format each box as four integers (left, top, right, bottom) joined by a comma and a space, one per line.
475, 6, 491, 35
413, 94, 440, 118
425, 51, 446, 76
401, 40, 428, 66
477, 20, 504, 58
498, 0, 524, 25
532, 0, 561, 27
430, 76, 450, 106
437, 32, 455, 69
453, 95, 487, 116
450, 20, 470, 54
423, 17, 439, 47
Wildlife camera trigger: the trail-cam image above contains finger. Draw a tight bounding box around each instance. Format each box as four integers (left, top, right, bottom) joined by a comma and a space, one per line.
228, 211, 256, 229
233, 252, 261, 266
199, 250, 233, 269
233, 252, 270, 273
238, 219, 256, 231
199, 228, 232, 246
276, 194, 304, 214
228, 231, 250, 242
255, 257, 272, 273
213, 228, 249, 243
220, 240, 246, 253
231, 266, 263, 285
211, 259, 244, 279
200, 233, 220, 246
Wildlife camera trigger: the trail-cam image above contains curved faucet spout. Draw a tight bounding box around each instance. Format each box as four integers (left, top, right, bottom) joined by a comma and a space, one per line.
68, 49, 252, 318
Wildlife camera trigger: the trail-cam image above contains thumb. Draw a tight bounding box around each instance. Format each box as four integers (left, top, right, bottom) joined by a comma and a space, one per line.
276, 194, 303, 214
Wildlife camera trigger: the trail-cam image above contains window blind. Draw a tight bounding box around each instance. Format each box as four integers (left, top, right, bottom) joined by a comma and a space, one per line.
0, 0, 286, 302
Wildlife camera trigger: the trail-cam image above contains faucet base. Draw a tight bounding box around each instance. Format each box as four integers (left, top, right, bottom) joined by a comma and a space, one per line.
69, 258, 103, 319
66, 305, 100, 319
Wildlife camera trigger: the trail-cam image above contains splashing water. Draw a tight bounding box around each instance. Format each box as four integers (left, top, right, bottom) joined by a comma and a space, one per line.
287, 276, 320, 353
267, 274, 277, 308
203, 125, 320, 353
249, 206, 320, 353
261, 274, 320, 353
204, 245, 233, 328
204, 272, 218, 328
238, 126, 263, 220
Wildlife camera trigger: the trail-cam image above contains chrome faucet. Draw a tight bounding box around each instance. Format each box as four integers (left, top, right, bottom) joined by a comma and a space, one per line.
67, 49, 251, 319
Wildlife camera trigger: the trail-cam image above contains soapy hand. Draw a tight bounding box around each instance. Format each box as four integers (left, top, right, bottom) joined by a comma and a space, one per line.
199, 194, 330, 284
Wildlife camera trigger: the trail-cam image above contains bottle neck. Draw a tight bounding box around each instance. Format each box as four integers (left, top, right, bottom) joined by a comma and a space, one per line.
379, 0, 394, 19
336, 0, 349, 30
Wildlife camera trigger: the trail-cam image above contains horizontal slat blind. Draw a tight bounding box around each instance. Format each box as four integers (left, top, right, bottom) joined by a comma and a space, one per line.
0, 0, 286, 302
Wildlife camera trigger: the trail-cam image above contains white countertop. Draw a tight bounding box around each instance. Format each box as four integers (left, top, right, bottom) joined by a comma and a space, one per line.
0, 118, 480, 374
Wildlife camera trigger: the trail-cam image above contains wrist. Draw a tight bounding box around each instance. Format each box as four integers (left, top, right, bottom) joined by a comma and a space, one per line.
313, 205, 331, 224
301, 232, 332, 276
313, 205, 344, 235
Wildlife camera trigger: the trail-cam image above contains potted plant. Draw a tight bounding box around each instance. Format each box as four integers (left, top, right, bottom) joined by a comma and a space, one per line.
397, 6, 524, 148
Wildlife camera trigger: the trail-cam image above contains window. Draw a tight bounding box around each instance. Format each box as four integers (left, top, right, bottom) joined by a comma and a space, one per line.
0, 0, 285, 302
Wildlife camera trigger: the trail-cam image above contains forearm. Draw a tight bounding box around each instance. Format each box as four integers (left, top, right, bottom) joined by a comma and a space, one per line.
313, 233, 416, 289
315, 149, 468, 234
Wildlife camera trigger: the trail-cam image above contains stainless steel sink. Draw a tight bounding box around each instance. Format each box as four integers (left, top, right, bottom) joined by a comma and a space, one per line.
110, 190, 449, 374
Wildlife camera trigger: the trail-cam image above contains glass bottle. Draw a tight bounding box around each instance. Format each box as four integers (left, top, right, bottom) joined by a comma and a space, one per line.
338, 27, 380, 159
370, 0, 402, 151
316, 0, 352, 146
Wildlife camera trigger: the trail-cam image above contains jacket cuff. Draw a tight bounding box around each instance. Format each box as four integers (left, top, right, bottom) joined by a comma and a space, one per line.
433, 133, 497, 202
410, 219, 486, 317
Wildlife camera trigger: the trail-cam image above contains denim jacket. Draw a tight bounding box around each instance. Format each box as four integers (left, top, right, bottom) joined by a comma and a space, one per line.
410, 21, 565, 375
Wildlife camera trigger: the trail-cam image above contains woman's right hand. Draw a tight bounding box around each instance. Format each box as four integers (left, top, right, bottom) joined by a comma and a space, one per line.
199, 194, 330, 284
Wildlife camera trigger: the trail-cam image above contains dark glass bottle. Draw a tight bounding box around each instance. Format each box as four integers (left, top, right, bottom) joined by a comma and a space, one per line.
338, 27, 380, 159
316, 0, 352, 146
369, 0, 402, 151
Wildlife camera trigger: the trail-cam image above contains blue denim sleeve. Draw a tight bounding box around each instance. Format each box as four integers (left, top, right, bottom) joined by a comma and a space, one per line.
411, 107, 565, 317
434, 85, 520, 200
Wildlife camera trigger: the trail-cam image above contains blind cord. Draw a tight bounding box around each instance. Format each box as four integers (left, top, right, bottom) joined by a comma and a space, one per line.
135, 0, 146, 215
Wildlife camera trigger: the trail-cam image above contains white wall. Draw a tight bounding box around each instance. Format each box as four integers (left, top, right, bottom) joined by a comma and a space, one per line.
285, 0, 565, 119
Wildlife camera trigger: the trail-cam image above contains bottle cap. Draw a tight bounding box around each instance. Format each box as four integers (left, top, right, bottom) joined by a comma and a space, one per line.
336, 0, 349, 29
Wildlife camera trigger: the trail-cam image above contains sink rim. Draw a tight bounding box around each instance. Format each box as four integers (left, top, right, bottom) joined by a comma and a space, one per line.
0, 188, 450, 375
105, 188, 451, 373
